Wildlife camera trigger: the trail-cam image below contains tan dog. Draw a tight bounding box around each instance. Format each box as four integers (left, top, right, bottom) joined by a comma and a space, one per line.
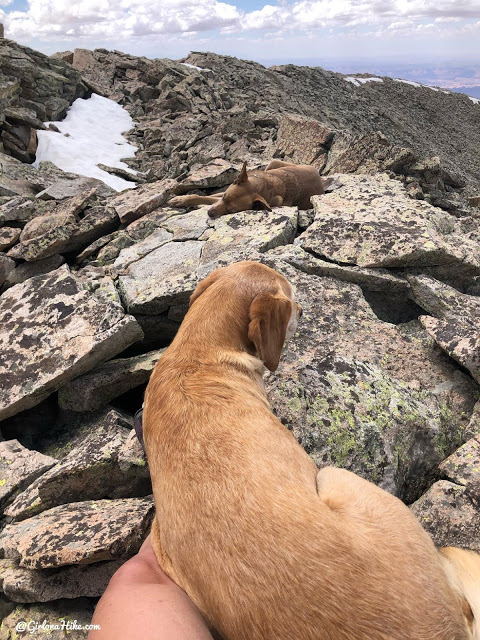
144, 261, 479, 640
168, 160, 330, 218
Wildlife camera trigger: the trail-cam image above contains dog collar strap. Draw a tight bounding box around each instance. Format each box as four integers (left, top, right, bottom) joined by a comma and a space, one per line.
134, 407, 145, 452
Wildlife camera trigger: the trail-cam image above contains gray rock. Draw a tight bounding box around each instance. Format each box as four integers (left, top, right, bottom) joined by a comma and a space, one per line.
89, 231, 135, 266
324, 131, 415, 175
118, 429, 149, 474
50, 51, 74, 64
298, 174, 480, 269
73, 265, 123, 307
117, 208, 297, 314
9, 193, 118, 262
0, 265, 143, 421
199, 206, 297, 268
0, 226, 20, 251
125, 208, 177, 241
118, 239, 204, 314
0, 39, 87, 122
0, 440, 56, 510
35, 176, 113, 201
0, 252, 14, 286
0, 194, 56, 225
110, 179, 177, 224
174, 159, 239, 194
0, 558, 122, 602
2, 254, 64, 290
268, 244, 410, 293
58, 349, 164, 412
113, 228, 173, 272
439, 435, 480, 487
0, 496, 154, 569
409, 275, 480, 384
160, 207, 210, 241
3, 409, 136, 521
411, 481, 480, 551
0, 597, 96, 639
31, 409, 150, 511
272, 113, 333, 169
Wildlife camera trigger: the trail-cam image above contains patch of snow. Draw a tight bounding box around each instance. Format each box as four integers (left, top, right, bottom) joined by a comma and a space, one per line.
344, 76, 383, 86
393, 78, 449, 93
469, 96, 480, 104
34, 94, 138, 191
180, 62, 212, 73
393, 78, 422, 88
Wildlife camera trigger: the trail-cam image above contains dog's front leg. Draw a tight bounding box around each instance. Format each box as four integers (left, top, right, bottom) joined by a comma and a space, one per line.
168, 193, 224, 208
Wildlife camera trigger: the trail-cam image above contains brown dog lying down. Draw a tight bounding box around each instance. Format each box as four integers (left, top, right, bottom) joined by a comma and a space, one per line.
144, 261, 480, 640
168, 159, 330, 218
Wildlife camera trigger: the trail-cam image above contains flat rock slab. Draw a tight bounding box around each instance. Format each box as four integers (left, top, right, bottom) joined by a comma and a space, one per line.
0, 558, 122, 603
113, 228, 173, 272
298, 173, 480, 268
36, 176, 113, 201
4, 410, 151, 519
199, 207, 297, 269
0, 496, 154, 569
268, 244, 410, 293
274, 113, 332, 167
160, 207, 210, 241
110, 178, 177, 224
409, 275, 480, 384
0, 195, 57, 225
439, 435, 480, 487
411, 480, 480, 551
175, 159, 239, 194
0, 440, 56, 510
0, 597, 96, 639
117, 208, 297, 314
118, 239, 204, 314
59, 349, 165, 412
0, 265, 143, 421
9, 198, 118, 262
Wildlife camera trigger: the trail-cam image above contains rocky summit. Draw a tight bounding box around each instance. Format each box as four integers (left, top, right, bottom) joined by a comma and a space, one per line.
1, 34, 480, 633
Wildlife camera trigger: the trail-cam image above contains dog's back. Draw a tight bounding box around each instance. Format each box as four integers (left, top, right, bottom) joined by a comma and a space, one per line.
146, 359, 470, 639
264, 162, 325, 209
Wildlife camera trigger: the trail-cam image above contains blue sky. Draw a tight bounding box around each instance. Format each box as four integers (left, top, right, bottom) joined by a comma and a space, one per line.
1, 0, 479, 69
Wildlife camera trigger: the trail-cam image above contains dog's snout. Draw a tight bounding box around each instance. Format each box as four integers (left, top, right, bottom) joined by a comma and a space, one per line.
207, 207, 216, 218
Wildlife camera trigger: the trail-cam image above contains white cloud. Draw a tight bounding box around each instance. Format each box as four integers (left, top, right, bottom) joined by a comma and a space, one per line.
4, 0, 242, 41
2, 0, 480, 44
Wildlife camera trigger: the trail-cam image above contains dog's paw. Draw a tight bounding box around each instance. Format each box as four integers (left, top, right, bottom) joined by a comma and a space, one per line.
168, 195, 191, 207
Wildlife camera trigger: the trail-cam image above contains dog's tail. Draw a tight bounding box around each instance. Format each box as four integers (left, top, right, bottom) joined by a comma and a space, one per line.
440, 547, 480, 639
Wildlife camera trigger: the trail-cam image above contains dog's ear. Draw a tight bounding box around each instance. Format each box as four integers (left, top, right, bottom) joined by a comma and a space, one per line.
248, 293, 293, 371
190, 269, 221, 307
234, 162, 248, 184
252, 195, 272, 212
